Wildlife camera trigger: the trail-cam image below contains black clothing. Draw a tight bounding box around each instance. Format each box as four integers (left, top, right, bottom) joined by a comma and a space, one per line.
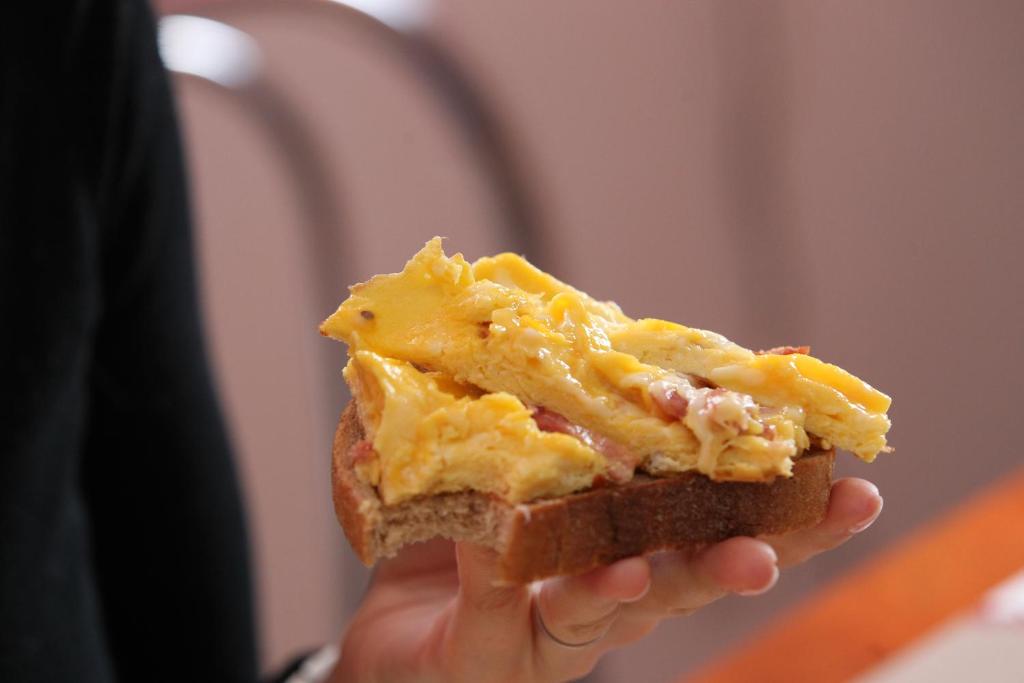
2, 2, 259, 680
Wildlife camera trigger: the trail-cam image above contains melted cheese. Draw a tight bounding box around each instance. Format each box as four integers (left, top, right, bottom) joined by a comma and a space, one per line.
346, 351, 603, 504
610, 319, 891, 460
322, 238, 892, 503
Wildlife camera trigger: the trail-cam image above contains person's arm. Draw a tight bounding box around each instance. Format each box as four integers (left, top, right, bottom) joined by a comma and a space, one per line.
78, 2, 258, 680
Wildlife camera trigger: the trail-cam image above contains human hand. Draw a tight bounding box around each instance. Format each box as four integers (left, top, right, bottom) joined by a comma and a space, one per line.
329, 477, 882, 683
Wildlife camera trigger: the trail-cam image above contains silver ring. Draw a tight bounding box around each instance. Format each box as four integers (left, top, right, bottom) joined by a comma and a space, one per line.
531, 591, 614, 649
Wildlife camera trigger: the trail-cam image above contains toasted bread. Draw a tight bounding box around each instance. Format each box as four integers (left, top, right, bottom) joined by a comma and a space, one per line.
332, 402, 835, 584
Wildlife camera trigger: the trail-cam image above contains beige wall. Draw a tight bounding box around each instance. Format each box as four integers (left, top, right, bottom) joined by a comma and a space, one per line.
168, 1, 1024, 679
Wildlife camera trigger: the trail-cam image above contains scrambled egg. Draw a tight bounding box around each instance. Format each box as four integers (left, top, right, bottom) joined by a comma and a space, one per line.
345, 350, 604, 504
322, 238, 892, 504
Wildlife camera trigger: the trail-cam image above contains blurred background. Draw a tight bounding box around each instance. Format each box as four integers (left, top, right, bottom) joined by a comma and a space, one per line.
154, 0, 1023, 680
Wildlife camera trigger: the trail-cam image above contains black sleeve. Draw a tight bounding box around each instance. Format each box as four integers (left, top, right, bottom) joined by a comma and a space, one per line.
79, 2, 260, 682
0, 1, 258, 681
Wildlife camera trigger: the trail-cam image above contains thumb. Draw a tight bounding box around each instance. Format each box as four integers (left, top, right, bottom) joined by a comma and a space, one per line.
445, 542, 532, 672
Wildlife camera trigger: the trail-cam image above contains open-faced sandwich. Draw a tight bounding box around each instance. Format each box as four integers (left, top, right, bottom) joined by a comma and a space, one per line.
320, 239, 891, 584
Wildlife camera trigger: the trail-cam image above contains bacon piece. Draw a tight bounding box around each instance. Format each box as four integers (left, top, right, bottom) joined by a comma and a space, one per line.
349, 439, 377, 466
592, 437, 640, 484
531, 407, 639, 484
648, 374, 712, 420
756, 345, 810, 356
651, 385, 689, 419
531, 406, 574, 434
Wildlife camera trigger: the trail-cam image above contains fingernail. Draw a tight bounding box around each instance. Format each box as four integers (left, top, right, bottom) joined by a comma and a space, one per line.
738, 563, 779, 596
621, 579, 651, 603
850, 497, 884, 534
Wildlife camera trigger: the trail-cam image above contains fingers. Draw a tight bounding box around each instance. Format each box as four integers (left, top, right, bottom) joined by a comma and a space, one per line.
443, 542, 532, 673
374, 538, 459, 583
434, 478, 882, 681
452, 541, 530, 625
535, 556, 651, 646
764, 478, 883, 568
443, 546, 651, 682
690, 537, 780, 596
529, 557, 651, 682
621, 537, 778, 621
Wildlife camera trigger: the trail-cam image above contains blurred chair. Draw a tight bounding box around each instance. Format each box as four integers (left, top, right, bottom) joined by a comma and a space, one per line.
159, 0, 542, 671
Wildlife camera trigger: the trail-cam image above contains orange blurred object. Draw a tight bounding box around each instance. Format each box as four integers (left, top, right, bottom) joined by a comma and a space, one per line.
687, 468, 1024, 683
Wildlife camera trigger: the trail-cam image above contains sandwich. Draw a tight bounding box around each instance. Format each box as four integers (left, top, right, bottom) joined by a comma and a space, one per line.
320, 238, 892, 584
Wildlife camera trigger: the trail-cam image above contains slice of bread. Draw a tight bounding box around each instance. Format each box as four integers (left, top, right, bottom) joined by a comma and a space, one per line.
333, 402, 835, 584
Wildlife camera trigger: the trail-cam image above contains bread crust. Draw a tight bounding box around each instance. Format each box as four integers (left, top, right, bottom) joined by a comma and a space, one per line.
332, 401, 835, 584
